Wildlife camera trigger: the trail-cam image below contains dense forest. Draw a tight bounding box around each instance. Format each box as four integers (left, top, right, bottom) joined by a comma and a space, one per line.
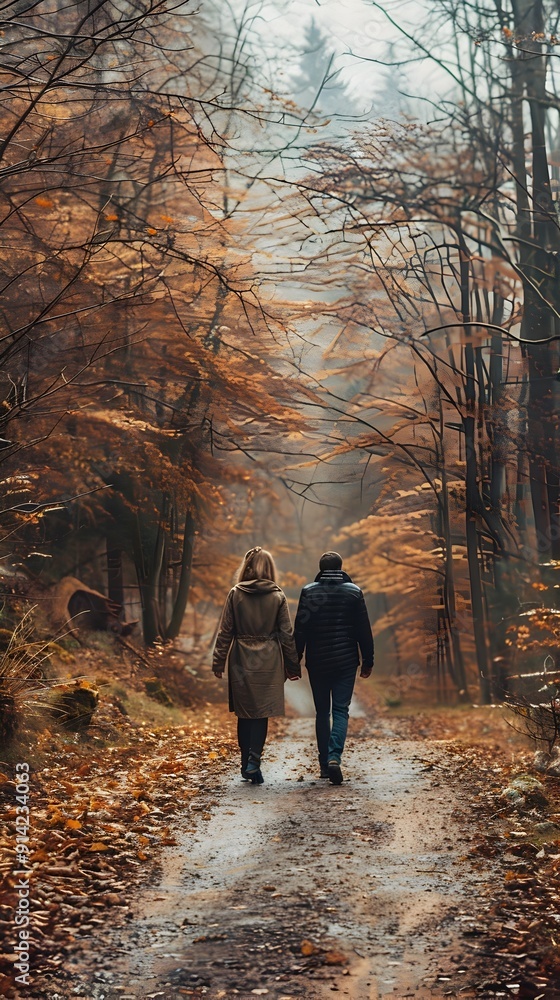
5, 4, 560, 999
3, 0, 560, 706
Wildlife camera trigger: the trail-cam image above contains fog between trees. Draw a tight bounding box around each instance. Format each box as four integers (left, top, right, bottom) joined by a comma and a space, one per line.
2, 0, 560, 704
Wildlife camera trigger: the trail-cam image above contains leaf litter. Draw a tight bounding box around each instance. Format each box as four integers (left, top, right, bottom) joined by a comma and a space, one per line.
0, 693, 236, 999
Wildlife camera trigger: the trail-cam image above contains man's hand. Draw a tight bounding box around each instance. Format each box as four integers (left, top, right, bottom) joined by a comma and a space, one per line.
213, 669, 224, 679
360, 666, 372, 678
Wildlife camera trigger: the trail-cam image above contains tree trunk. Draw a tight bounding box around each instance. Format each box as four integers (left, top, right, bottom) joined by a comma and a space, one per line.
106, 543, 124, 609
489, 292, 506, 514
166, 510, 196, 640
457, 227, 491, 700
133, 503, 167, 646
441, 483, 468, 698
512, 0, 560, 561
437, 395, 468, 698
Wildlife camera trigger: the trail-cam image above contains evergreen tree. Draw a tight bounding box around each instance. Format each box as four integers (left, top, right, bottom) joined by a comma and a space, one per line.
292, 19, 360, 120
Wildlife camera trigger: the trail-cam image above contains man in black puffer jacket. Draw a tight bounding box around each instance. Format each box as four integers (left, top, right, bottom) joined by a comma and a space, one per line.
294, 551, 374, 784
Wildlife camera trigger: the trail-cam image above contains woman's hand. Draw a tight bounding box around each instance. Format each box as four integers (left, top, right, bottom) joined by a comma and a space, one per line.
286, 674, 300, 681
213, 668, 224, 679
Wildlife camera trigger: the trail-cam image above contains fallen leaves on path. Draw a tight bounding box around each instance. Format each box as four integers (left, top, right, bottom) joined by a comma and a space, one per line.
300, 938, 348, 965
0, 704, 236, 998
399, 708, 560, 996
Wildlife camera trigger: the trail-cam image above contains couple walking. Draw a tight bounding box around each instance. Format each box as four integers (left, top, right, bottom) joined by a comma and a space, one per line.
212, 547, 374, 785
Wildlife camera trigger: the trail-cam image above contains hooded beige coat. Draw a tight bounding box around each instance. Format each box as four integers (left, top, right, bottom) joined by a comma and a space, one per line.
212, 579, 300, 718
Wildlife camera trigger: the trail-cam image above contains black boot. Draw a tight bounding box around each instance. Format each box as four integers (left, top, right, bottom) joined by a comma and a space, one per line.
242, 751, 264, 785
327, 760, 343, 785
241, 751, 250, 780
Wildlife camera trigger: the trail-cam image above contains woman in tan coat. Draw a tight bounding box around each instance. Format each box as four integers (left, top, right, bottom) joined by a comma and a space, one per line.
212, 547, 300, 784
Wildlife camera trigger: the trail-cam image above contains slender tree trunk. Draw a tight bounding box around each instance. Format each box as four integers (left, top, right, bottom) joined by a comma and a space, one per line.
457, 227, 491, 700
106, 543, 124, 609
133, 502, 167, 646
146, 517, 166, 641
465, 416, 492, 702
167, 510, 196, 640
489, 293, 506, 514
487, 292, 513, 678
441, 483, 468, 698
135, 567, 162, 645
437, 396, 468, 698
512, 0, 560, 561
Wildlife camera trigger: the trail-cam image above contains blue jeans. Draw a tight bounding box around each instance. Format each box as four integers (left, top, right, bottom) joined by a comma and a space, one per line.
308, 668, 357, 765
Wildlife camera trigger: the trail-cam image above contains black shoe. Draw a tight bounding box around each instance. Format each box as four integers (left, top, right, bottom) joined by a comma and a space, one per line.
242, 752, 264, 785
319, 764, 330, 779
328, 760, 343, 785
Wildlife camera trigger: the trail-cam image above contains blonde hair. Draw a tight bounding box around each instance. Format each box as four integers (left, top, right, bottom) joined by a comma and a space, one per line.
237, 546, 277, 583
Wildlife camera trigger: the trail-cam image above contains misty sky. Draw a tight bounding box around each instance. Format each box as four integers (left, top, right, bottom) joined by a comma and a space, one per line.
248, 0, 451, 115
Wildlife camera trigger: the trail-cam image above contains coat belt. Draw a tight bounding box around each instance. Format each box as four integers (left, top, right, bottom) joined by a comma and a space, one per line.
236, 633, 278, 643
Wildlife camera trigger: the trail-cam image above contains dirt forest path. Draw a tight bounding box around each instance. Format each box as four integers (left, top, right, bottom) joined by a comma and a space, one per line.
65, 691, 499, 1000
